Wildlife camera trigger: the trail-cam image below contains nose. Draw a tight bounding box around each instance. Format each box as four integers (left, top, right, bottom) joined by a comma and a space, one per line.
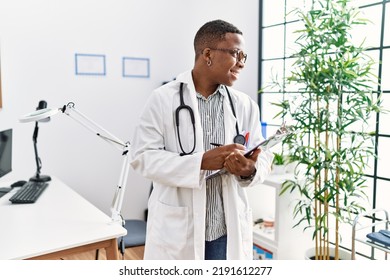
237, 60, 245, 68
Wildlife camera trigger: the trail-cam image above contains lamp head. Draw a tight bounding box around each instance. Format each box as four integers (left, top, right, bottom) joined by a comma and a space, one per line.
37, 100, 47, 110
19, 106, 60, 123
36, 100, 51, 122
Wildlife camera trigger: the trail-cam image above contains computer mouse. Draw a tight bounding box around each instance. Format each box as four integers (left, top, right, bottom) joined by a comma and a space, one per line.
11, 180, 27, 188
0, 187, 12, 193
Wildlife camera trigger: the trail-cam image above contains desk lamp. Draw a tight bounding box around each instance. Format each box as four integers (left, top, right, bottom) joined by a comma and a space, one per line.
30, 100, 52, 183
19, 102, 130, 225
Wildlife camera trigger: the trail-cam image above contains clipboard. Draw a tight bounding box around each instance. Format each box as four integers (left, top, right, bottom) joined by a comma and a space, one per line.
243, 122, 290, 157
206, 122, 291, 180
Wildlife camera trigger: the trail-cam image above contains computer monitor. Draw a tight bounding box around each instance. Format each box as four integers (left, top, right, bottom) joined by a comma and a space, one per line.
0, 128, 12, 179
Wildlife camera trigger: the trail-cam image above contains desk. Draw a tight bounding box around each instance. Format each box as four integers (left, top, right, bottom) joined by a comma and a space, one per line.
0, 177, 126, 260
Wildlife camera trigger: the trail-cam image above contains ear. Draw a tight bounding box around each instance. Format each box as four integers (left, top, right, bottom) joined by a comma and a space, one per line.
202, 48, 212, 60
200, 48, 214, 66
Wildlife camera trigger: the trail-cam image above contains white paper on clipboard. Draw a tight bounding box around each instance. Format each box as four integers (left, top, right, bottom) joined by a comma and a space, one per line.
205, 122, 291, 180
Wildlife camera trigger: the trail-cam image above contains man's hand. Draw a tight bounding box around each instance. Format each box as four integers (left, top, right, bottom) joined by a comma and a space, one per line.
201, 144, 245, 170
223, 148, 261, 177
201, 144, 261, 177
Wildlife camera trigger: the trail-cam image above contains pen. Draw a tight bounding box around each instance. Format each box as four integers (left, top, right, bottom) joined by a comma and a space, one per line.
244, 132, 250, 148
210, 143, 223, 147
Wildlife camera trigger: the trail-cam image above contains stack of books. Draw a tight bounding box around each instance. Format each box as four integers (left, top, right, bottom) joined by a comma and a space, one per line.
366, 229, 390, 247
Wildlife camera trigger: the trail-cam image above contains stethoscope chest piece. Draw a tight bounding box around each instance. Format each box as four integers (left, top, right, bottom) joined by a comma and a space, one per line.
233, 134, 246, 145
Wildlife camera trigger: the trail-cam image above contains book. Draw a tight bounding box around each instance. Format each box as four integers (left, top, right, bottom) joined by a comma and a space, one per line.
379, 229, 390, 239
205, 122, 291, 180
366, 231, 390, 247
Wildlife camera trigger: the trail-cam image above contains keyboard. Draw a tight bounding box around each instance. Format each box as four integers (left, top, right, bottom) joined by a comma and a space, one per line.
9, 181, 49, 204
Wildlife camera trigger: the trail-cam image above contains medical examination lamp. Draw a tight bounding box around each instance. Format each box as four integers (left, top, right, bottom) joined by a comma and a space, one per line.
19, 102, 130, 225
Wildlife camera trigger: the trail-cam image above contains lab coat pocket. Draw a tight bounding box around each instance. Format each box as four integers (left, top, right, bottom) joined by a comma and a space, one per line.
152, 200, 189, 252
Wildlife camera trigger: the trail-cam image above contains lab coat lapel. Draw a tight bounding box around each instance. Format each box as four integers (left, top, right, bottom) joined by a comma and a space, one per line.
175, 73, 204, 155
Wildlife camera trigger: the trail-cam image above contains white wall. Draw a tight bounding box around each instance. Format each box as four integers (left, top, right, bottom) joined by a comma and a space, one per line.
0, 0, 260, 219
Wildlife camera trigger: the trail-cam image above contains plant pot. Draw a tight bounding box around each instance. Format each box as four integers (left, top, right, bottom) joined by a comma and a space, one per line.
272, 165, 286, 175
285, 161, 298, 173
304, 247, 351, 260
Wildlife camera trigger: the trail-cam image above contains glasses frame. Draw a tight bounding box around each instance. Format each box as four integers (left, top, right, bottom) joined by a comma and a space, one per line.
209, 48, 248, 63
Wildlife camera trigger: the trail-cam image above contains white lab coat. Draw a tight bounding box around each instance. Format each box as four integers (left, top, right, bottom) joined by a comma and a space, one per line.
130, 70, 273, 260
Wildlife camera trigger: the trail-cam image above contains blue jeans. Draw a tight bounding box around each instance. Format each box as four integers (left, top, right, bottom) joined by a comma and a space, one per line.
205, 235, 227, 260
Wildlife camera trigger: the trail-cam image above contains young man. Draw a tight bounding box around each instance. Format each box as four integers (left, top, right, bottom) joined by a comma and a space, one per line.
130, 19, 273, 260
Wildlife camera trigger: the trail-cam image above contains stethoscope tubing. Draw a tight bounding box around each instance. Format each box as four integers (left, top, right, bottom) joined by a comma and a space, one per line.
176, 82, 245, 156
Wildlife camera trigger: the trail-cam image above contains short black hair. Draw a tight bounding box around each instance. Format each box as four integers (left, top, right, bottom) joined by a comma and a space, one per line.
194, 19, 242, 58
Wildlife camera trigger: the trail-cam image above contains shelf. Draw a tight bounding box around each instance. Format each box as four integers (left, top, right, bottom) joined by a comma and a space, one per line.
262, 173, 294, 188
253, 224, 276, 244
248, 172, 311, 259
352, 208, 390, 260
354, 238, 390, 254
253, 226, 277, 259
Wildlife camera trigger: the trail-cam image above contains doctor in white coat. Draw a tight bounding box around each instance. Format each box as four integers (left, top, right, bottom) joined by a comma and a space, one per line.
131, 19, 273, 260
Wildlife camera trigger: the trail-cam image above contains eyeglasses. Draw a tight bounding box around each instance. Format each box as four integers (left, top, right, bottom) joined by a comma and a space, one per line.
209, 48, 247, 63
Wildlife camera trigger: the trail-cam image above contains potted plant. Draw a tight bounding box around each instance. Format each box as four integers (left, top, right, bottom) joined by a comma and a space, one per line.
272, 152, 286, 174
273, 0, 384, 260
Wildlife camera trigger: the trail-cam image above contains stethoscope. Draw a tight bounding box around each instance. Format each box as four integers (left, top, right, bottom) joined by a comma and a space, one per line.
176, 82, 246, 156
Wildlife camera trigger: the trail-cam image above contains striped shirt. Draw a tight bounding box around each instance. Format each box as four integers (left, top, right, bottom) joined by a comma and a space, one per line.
196, 85, 226, 241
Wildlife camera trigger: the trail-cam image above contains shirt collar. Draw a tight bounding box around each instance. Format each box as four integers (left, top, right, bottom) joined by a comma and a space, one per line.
196, 85, 226, 100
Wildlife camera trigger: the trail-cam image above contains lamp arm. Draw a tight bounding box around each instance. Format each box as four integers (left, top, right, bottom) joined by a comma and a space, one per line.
61, 102, 130, 225
110, 147, 130, 224
62, 102, 126, 151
